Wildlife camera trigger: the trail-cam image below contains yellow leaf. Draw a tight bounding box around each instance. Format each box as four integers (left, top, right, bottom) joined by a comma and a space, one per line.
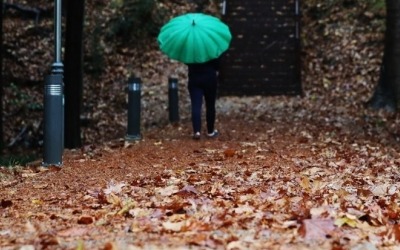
334, 217, 357, 228
106, 193, 121, 206
300, 177, 311, 191
117, 200, 136, 216
31, 199, 43, 205
76, 240, 84, 250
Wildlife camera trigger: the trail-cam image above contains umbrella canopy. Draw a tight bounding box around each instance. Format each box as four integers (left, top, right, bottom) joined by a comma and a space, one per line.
157, 13, 232, 64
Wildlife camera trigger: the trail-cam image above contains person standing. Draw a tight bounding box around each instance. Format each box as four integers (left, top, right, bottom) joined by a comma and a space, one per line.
187, 58, 220, 140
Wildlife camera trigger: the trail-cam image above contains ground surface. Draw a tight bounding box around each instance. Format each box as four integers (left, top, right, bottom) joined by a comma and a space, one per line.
2, 94, 400, 249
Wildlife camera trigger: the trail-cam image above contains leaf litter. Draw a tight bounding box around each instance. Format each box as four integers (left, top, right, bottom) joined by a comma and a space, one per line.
1, 104, 400, 249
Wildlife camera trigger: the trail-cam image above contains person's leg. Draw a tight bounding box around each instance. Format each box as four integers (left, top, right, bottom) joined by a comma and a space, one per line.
188, 84, 203, 134
204, 80, 217, 134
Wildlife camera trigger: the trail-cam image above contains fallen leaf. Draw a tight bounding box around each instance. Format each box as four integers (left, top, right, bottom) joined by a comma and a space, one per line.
77, 215, 94, 225
104, 180, 126, 195
227, 240, 246, 250
177, 185, 199, 195
57, 226, 92, 237
334, 216, 357, 228
31, 199, 43, 205
76, 240, 85, 250
25, 221, 36, 233
19, 245, 35, 250
299, 176, 311, 191
103, 242, 118, 250
299, 219, 336, 240
390, 224, 400, 241
224, 149, 236, 157
33, 183, 48, 189
155, 185, 179, 196
162, 220, 185, 232
1, 199, 12, 208
106, 193, 122, 206
117, 200, 136, 216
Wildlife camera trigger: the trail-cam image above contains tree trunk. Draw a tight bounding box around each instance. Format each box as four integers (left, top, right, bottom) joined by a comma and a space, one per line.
368, 0, 400, 112
0, 0, 4, 152
64, 0, 85, 148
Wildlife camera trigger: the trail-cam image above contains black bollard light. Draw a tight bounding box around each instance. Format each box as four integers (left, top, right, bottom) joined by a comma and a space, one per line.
43, 74, 63, 166
168, 77, 179, 123
125, 77, 142, 141
43, 0, 64, 167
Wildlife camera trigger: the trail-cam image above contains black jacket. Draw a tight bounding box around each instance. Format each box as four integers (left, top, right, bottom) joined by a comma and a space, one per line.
187, 58, 219, 83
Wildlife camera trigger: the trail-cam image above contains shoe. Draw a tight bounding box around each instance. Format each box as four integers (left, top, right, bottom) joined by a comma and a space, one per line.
207, 130, 219, 138
192, 132, 201, 140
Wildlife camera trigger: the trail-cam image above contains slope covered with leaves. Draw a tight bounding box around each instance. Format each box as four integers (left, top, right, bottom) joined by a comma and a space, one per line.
2, 0, 400, 249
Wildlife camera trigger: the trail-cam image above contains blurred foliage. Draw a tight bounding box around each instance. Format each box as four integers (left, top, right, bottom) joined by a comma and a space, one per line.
85, 20, 106, 75
0, 154, 37, 167
305, 0, 386, 19
105, 0, 221, 45
7, 83, 42, 112
107, 0, 170, 45
368, 0, 386, 10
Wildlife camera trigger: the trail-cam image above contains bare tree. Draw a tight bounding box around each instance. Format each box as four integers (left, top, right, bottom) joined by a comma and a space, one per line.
368, 0, 400, 112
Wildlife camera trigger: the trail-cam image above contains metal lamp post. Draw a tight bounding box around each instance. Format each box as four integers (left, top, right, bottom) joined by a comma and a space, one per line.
43, 0, 64, 167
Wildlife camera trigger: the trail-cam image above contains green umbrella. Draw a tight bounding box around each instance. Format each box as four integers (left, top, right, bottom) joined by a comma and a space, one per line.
157, 13, 232, 64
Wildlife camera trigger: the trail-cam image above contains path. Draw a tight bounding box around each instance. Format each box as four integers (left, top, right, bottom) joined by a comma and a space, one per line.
1, 96, 400, 249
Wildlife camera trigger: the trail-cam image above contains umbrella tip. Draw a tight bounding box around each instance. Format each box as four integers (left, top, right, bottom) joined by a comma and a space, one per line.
192, 20, 195, 26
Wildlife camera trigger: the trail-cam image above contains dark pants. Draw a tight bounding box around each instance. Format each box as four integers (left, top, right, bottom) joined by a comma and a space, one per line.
188, 73, 217, 134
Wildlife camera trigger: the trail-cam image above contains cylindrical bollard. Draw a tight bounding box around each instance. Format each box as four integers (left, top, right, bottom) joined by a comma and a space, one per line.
125, 77, 142, 141
43, 74, 64, 167
168, 77, 179, 123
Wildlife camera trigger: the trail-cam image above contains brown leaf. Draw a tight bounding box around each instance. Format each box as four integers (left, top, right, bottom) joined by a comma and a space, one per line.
77, 215, 94, 225
187, 233, 208, 245
391, 224, 400, 241
176, 185, 199, 196
224, 149, 236, 157
183, 220, 212, 231
1, 199, 12, 208
103, 242, 118, 250
38, 233, 59, 248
